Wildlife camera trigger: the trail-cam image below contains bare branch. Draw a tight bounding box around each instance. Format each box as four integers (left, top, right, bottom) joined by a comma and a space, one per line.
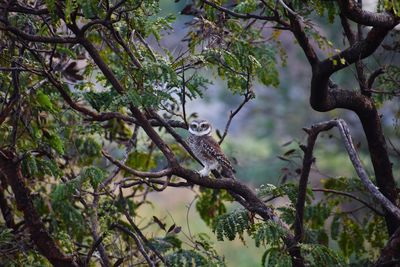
102, 150, 172, 178
122, 206, 167, 265
337, 0, 399, 27
219, 78, 253, 144
368, 67, 385, 89
112, 224, 156, 267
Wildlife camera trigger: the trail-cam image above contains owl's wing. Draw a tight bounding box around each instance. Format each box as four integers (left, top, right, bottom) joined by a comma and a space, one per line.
201, 136, 235, 175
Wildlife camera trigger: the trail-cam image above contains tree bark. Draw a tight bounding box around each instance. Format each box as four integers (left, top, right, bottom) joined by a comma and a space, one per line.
0, 149, 79, 267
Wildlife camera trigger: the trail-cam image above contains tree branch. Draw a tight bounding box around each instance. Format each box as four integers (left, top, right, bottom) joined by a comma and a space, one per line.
310, 120, 400, 219
294, 121, 335, 242
111, 224, 156, 267
289, 5, 399, 234
0, 176, 16, 230
368, 67, 385, 89
0, 149, 79, 267
312, 188, 384, 216
201, 0, 277, 21
102, 150, 172, 178
0, 24, 78, 44
375, 226, 400, 267
337, 0, 399, 27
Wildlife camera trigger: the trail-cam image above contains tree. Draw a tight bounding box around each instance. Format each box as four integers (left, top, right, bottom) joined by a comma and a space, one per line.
0, 0, 399, 266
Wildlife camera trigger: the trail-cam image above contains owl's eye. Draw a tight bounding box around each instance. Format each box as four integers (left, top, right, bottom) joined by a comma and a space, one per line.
201, 124, 207, 128
191, 124, 198, 129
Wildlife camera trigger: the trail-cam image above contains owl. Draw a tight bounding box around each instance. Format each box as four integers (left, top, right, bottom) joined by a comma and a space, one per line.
187, 119, 235, 178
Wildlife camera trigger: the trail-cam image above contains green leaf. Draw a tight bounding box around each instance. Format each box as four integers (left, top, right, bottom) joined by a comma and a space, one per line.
253, 221, 286, 247
45, 132, 64, 155
212, 208, 251, 241
36, 90, 54, 111
301, 244, 343, 266
261, 247, 291, 267
81, 166, 105, 189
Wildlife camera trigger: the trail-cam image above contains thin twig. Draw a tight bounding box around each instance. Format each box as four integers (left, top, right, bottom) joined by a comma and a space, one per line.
112, 224, 156, 267
102, 150, 172, 178
121, 205, 167, 265
219, 69, 253, 144
312, 188, 384, 216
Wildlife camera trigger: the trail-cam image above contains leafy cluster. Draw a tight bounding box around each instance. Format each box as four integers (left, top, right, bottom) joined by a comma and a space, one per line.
206, 177, 386, 266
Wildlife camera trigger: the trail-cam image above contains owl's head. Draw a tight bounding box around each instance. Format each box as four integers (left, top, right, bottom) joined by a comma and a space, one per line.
189, 119, 212, 136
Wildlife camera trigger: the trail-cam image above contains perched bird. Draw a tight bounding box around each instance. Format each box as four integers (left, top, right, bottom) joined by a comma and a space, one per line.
187, 119, 235, 178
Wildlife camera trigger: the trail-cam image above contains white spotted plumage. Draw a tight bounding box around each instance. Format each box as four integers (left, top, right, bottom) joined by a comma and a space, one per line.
187, 119, 235, 177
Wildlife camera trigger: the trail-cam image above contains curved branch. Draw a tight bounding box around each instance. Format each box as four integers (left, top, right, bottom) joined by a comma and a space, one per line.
312, 188, 384, 216
318, 26, 393, 77
375, 226, 400, 267
289, 7, 399, 234
337, 0, 399, 27
0, 150, 79, 267
102, 150, 172, 178
111, 224, 156, 267
171, 165, 305, 266
368, 67, 385, 89
312, 119, 400, 220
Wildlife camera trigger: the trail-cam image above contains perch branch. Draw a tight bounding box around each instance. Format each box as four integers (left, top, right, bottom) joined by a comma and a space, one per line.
102, 150, 172, 178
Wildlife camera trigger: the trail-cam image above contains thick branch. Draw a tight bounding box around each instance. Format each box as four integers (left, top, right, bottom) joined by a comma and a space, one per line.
318, 26, 393, 77
375, 226, 400, 267
4, 3, 49, 15
172, 165, 304, 266
288, 14, 319, 67
0, 176, 16, 229
0, 149, 79, 267
337, 0, 399, 27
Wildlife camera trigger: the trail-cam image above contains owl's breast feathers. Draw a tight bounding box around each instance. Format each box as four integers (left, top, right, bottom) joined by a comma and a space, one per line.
188, 134, 235, 176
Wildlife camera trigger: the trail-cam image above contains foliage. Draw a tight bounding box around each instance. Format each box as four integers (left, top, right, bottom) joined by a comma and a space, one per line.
196, 188, 233, 227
